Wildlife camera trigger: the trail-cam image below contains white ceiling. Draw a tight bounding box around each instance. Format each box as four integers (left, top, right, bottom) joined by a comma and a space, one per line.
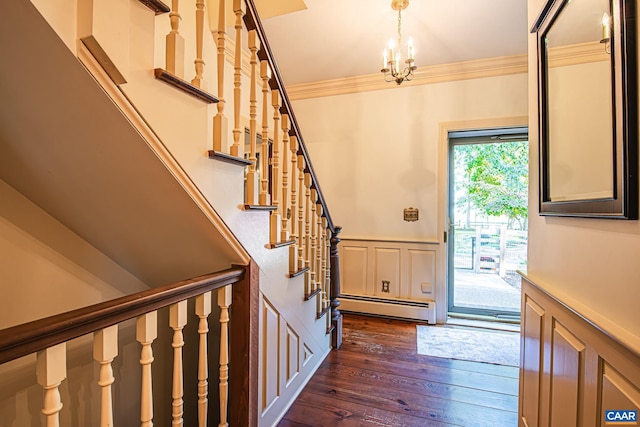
261, 0, 529, 86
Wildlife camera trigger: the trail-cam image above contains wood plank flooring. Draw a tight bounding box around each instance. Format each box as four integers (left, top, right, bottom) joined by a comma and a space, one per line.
277, 314, 519, 427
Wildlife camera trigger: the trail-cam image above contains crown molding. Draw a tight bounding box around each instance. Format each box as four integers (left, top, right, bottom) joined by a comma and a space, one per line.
547, 41, 609, 68
286, 54, 529, 100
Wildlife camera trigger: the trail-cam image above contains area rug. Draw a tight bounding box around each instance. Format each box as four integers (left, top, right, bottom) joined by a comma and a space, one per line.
416, 325, 520, 366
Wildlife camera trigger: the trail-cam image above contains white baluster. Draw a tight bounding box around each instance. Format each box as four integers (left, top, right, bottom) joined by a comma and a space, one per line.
192, 0, 206, 88
137, 311, 158, 427
304, 172, 313, 295
196, 291, 212, 427
37, 343, 66, 427
218, 285, 232, 427
166, 0, 184, 77
170, 301, 188, 427
297, 154, 306, 272
289, 135, 299, 271
230, 0, 245, 157
94, 326, 118, 427
246, 29, 259, 205
281, 113, 290, 241
310, 187, 318, 296
270, 90, 282, 244
212, 0, 226, 152
258, 60, 271, 206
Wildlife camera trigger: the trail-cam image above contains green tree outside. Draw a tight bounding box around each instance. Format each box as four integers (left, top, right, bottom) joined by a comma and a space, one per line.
454, 141, 528, 230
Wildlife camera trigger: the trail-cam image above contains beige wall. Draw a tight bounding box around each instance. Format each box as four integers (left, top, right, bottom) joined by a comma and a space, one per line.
293, 74, 528, 242
527, 0, 640, 350
0, 179, 148, 329
292, 73, 527, 322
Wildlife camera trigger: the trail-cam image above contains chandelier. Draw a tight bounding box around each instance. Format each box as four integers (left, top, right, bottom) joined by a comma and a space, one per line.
381, 0, 417, 85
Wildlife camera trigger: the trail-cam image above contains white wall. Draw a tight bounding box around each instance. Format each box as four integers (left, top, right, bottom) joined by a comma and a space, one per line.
293, 74, 528, 241
527, 0, 640, 349
291, 72, 527, 322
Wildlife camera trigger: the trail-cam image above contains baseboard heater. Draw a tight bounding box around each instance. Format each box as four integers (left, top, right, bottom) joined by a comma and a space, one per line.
339, 295, 436, 324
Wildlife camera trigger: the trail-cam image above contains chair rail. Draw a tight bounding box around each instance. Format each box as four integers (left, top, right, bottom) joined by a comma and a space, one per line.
0, 266, 245, 364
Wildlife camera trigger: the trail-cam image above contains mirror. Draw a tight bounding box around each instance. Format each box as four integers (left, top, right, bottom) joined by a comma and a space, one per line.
532, 0, 638, 218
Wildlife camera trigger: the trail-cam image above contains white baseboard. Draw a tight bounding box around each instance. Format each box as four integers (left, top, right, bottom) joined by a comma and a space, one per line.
339, 295, 436, 324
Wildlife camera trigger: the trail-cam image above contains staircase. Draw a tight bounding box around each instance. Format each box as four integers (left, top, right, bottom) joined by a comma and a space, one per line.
0, 0, 342, 426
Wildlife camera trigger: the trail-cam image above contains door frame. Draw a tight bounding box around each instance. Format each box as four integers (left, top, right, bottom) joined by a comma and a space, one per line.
436, 117, 528, 323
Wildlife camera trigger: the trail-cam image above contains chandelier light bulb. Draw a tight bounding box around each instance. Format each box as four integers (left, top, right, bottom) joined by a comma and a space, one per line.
380, 0, 417, 85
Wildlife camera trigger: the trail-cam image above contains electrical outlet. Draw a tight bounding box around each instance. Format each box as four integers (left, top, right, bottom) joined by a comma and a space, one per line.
381, 280, 390, 293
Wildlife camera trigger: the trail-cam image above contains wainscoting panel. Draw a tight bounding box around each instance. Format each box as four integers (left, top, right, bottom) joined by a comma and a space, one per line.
600, 362, 640, 420
549, 321, 585, 427
519, 276, 640, 427
373, 248, 400, 298
261, 297, 280, 414
339, 239, 439, 323
521, 297, 545, 427
285, 326, 299, 387
408, 249, 436, 302
342, 245, 368, 296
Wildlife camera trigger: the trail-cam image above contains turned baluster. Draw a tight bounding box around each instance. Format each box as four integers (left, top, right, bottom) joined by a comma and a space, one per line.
270, 90, 282, 243
137, 311, 158, 427
315, 203, 324, 313
245, 29, 259, 204
322, 218, 331, 313
212, 0, 226, 152
170, 301, 188, 427
37, 343, 66, 427
309, 187, 318, 295
196, 292, 211, 427
191, 0, 206, 88
166, 0, 184, 77
258, 59, 271, 205
230, 0, 245, 157
297, 154, 306, 272
280, 113, 290, 241
218, 285, 232, 427
304, 172, 313, 295
330, 226, 343, 349
94, 326, 118, 427
289, 135, 299, 271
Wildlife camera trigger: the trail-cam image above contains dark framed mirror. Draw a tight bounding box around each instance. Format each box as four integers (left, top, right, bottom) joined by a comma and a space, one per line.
532, 0, 638, 218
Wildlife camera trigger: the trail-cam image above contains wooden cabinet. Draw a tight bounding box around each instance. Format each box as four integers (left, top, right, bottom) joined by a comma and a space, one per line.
519, 276, 640, 427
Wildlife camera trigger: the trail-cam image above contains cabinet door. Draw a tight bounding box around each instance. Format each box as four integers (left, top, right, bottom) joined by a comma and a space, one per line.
374, 248, 400, 298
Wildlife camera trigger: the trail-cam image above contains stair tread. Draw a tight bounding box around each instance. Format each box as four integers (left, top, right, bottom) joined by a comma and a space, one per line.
137, 0, 170, 14
208, 150, 253, 166
288, 266, 310, 278
154, 68, 218, 104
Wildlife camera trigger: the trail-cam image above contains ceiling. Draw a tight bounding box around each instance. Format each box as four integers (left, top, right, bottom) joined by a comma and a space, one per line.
260, 0, 529, 86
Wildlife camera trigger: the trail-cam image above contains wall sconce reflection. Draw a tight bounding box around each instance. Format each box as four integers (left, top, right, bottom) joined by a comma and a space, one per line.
600, 12, 611, 54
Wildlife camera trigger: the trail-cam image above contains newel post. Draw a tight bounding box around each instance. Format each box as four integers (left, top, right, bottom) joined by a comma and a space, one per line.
229, 261, 258, 427
330, 226, 343, 349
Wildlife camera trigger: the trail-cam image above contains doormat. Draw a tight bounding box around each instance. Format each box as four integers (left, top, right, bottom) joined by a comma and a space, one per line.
416, 325, 520, 366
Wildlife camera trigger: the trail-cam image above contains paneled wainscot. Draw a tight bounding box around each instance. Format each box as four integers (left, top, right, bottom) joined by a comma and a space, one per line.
519, 276, 640, 427
338, 239, 439, 324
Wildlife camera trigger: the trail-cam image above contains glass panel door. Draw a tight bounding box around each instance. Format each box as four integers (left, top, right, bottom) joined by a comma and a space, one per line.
447, 129, 528, 320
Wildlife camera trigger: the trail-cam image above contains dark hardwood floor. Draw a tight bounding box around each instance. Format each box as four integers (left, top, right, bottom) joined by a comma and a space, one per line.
277, 314, 519, 427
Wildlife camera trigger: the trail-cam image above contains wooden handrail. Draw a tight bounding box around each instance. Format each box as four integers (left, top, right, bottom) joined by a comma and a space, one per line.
0, 266, 245, 365
243, 0, 335, 233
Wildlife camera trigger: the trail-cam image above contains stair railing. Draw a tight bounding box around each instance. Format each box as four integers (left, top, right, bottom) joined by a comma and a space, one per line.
151, 0, 343, 346
242, 0, 342, 340
0, 265, 252, 427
